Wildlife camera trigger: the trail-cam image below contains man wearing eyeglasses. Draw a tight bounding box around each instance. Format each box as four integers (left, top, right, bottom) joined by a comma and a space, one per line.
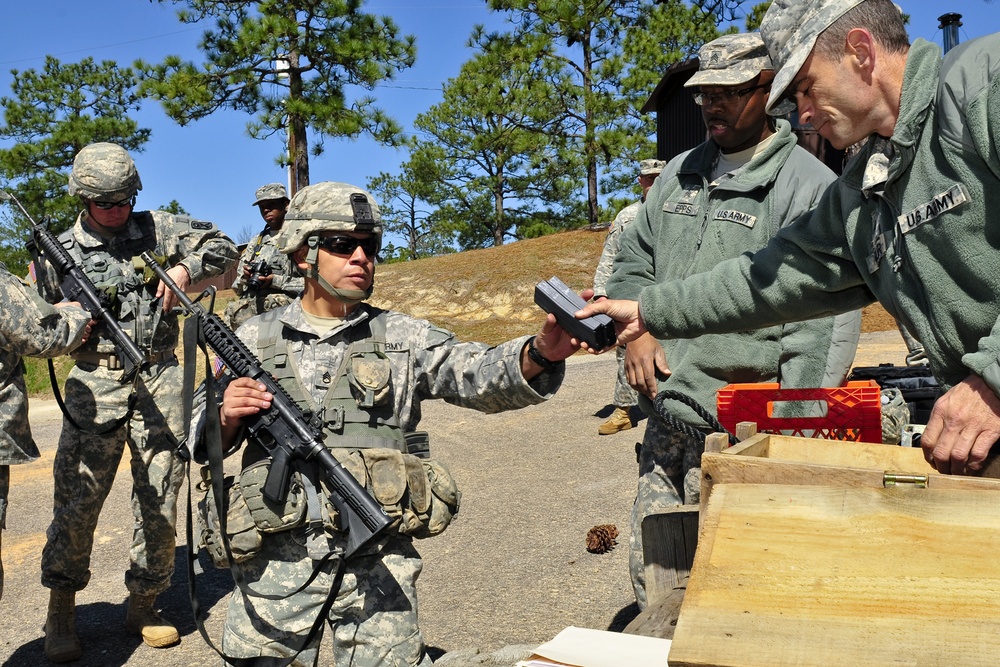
223, 182, 305, 329
582, 1, 1000, 481
191, 181, 583, 666
36, 142, 237, 662
605, 32, 860, 609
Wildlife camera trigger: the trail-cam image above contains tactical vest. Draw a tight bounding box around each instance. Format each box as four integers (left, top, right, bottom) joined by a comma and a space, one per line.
59, 212, 164, 352
254, 308, 407, 453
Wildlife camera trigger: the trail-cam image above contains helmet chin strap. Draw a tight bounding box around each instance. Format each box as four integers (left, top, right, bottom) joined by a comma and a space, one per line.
304, 235, 373, 305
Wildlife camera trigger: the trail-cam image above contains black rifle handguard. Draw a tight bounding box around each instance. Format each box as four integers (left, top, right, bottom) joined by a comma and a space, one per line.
1, 190, 146, 381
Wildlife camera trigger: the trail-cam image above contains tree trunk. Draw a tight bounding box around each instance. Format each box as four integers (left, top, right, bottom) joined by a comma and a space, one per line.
286, 50, 309, 194
494, 167, 505, 246
582, 31, 599, 227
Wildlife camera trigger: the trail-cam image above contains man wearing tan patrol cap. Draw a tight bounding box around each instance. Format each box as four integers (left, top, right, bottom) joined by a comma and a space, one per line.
224, 182, 305, 329
592, 158, 664, 436
581, 2, 1000, 479
605, 32, 860, 609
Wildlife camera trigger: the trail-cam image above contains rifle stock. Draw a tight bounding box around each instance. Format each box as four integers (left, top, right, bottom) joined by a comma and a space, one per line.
139, 251, 391, 559
0, 190, 146, 381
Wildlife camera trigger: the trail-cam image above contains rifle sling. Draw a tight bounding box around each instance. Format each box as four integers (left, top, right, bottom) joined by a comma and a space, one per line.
182, 313, 346, 665
46, 358, 138, 436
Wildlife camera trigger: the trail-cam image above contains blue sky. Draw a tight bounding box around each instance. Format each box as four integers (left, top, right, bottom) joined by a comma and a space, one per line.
2, 1, 998, 245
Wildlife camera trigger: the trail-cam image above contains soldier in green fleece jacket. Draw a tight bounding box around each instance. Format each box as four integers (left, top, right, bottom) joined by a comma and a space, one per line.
606, 32, 860, 609
583, 0, 1000, 477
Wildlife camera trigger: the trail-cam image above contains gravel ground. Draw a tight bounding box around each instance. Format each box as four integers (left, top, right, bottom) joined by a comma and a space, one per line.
1, 333, 907, 666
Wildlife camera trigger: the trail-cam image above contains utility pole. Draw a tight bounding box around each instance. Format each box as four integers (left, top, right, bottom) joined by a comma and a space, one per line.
938, 13, 963, 54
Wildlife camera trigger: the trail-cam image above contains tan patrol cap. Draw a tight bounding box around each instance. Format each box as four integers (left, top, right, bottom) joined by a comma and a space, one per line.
684, 33, 773, 89
639, 159, 666, 176
761, 0, 866, 115
252, 182, 289, 206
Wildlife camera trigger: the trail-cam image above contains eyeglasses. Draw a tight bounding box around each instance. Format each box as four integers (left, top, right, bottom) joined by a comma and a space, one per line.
691, 83, 769, 107
92, 195, 136, 210
316, 235, 380, 258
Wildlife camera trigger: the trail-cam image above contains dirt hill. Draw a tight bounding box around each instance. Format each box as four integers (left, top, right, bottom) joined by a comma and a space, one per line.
370, 227, 896, 344
23, 227, 897, 396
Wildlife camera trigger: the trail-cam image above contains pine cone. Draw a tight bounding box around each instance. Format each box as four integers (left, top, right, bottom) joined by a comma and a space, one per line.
585, 524, 619, 554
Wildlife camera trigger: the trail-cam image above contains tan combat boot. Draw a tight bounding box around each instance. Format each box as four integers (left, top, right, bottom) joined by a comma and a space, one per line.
125, 594, 179, 648
598, 406, 633, 435
44, 589, 82, 663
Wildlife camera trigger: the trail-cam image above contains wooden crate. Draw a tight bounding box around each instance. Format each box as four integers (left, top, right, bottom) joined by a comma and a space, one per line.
669, 483, 1000, 666
701, 432, 1000, 512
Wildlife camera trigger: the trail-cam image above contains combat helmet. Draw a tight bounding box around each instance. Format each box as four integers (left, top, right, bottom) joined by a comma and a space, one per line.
67, 142, 142, 203
276, 181, 383, 304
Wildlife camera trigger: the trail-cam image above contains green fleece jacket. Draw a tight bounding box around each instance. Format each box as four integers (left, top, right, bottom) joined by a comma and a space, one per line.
638, 35, 1000, 397
609, 119, 860, 427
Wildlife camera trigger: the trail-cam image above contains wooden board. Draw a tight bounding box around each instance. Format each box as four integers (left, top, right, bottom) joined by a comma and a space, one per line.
641, 506, 699, 606
701, 434, 1000, 513
670, 483, 1000, 667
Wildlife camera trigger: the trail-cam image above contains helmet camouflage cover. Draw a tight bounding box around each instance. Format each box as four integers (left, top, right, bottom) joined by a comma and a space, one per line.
276, 182, 383, 255
67, 142, 143, 203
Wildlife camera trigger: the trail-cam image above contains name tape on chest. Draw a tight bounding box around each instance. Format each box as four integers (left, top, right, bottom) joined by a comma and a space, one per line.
663, 201, 700, 216
713, 209, 757, 228
897, 184, 969, 234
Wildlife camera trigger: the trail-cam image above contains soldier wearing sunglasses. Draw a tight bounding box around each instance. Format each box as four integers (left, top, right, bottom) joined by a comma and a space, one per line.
36, 142, 238, 662
603, 33, 861, 609
198, 181, 584, 667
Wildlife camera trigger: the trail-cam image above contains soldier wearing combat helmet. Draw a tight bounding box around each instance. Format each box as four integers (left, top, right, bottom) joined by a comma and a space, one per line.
196, 181, 584, 666
37, 142, 237, 662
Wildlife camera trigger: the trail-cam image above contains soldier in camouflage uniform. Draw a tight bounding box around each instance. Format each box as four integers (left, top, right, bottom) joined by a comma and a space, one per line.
0, 268, 91, 603
204, 181, 582, 666
37, 142, 238, 662
592, 159, 664, 436
604, 34, 860, 609
223, 183, 304, 330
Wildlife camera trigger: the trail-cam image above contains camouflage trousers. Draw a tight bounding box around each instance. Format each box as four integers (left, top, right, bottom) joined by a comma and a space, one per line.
612, 345, 639, 408
629, 417, 704, 610
41, 358, 186, 596
221, 532, 433, 667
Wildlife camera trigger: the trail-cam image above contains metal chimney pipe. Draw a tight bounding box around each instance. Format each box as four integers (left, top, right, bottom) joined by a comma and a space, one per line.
938, 13, 963, 53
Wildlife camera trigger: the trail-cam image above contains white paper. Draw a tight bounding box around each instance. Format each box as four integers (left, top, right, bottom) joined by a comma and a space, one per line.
515, 626, 670, 667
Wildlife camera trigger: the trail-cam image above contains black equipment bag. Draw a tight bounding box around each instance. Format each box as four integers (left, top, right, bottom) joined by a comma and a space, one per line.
848, 364, 942, 425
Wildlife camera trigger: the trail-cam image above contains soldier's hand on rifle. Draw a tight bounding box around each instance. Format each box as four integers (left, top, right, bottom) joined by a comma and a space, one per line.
55, 302, 96, 344
220, 378, 273, 429
157, 264, 191, 312
625, 333, 670, 399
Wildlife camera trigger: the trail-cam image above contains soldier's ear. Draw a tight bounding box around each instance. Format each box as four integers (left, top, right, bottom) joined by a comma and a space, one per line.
292, 246, 308, 269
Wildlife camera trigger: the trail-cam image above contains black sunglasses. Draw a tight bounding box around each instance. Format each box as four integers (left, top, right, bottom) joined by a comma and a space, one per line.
93, 195, 136, 210
317, 235, 380, 257
691, 83, 769, 107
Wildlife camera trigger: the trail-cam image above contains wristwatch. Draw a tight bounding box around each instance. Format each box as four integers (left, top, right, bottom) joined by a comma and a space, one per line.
526, 336, 557, 371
